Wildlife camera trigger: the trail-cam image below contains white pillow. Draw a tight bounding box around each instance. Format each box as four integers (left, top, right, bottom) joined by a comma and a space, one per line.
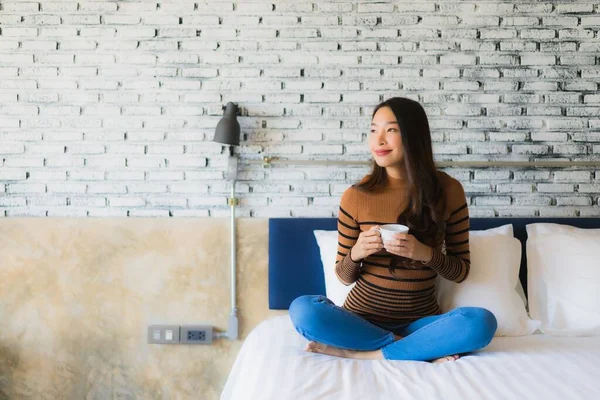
314, 230, 354, 306
455, 224, 528, 310
460, 225, 528, 310
436, 224, 541, 337
526, 223, 600, 336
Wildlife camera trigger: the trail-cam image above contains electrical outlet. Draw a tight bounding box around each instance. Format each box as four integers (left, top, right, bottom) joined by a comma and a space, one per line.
180, 325, 213, 344
148, 325, 180, 344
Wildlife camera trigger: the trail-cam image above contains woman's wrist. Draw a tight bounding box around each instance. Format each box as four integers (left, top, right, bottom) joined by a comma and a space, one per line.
349, 247, 361, 263
421, 247, 434, 264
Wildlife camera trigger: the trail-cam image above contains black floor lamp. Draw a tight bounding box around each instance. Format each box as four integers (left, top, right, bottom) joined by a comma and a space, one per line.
213, 102, 240, 340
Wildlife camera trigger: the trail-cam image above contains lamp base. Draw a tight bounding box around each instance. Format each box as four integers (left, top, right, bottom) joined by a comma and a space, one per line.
227, 313, 239, 341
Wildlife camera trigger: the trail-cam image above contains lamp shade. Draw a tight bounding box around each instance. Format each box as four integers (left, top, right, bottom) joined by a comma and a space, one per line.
214, 102, 240, 146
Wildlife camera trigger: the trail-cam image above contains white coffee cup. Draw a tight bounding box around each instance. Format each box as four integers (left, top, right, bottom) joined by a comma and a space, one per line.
374, 224, 409, 243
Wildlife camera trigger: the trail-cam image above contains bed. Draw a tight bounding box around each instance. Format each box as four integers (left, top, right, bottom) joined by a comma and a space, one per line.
221, 218, 600, 400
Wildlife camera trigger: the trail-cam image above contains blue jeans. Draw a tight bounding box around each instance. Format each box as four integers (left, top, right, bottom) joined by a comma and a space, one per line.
289, 295, 498, 361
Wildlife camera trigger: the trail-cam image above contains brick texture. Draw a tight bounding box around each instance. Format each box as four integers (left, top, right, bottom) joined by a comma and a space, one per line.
0, 0, 599, 217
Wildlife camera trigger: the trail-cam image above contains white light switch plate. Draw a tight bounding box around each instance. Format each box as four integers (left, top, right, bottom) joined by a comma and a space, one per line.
148, 325, 180, 344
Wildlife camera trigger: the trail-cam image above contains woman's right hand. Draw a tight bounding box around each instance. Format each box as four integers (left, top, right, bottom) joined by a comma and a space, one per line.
350, 226, 384, 262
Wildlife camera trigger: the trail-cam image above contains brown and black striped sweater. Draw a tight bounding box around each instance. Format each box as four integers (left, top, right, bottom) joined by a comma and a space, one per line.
335, 170, 470, 325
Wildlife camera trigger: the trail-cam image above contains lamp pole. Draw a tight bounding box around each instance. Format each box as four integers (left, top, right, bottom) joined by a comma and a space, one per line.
226, 146, 239, 341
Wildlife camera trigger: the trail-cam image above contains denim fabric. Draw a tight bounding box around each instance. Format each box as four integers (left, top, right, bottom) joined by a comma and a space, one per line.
289, 294, 498, 361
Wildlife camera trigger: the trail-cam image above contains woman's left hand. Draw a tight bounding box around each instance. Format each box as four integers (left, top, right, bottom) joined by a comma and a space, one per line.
384, 233, 433, 263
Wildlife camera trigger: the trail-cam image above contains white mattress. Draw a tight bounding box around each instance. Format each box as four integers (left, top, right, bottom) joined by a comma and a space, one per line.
222, 315, 600, 400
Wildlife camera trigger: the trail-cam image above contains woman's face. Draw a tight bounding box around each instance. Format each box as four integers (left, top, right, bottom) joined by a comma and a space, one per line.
369, 106, 403, 168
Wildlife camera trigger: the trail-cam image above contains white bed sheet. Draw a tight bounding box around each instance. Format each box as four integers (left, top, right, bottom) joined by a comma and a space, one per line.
222, 315, 600, 400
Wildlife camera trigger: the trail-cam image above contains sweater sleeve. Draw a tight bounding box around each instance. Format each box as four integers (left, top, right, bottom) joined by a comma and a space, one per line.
335, 187, 361, 286
421, 178, 471, 283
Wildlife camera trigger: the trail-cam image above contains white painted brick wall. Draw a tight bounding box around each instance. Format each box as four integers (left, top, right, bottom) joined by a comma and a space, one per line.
1, 0, 599, 218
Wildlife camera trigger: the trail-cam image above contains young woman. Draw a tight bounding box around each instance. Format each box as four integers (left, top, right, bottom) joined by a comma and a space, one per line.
289, 97, 497, 364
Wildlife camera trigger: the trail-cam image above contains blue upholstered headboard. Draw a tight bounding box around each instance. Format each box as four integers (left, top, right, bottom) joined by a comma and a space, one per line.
268, 217, 600, 310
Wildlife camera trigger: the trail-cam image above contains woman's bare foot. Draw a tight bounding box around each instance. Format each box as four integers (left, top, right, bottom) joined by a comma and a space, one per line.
430, 354, 460, 364
306, 341, 383, 360
305, 335, 459, 363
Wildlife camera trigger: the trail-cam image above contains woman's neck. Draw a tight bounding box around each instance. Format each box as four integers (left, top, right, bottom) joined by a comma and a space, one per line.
385, 166, 406, 180
386, 173, 406, 188
385, 167, 407, 187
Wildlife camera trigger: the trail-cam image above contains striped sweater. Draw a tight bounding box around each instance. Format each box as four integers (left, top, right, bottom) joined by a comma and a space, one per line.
335, 170, 470, 325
